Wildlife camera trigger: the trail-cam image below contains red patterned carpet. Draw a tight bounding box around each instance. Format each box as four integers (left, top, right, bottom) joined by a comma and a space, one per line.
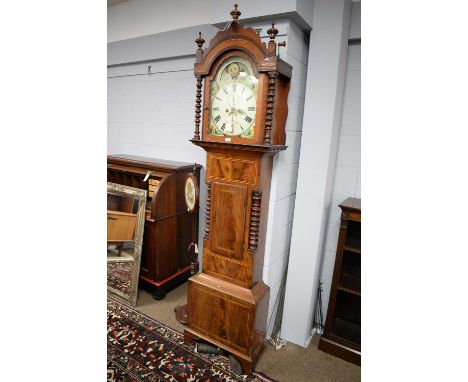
107, 298, 277, 382
107, 261, 134, 295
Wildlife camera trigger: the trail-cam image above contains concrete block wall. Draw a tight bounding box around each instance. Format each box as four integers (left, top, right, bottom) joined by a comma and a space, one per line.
281, 0, 353, 346
319, 1, 361, 323
242, 20, 309, 325
107, 57, 205, 166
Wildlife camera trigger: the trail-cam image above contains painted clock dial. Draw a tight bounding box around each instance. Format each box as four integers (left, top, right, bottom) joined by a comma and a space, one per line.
184, 173, 199, 213
209, 57, 258, 138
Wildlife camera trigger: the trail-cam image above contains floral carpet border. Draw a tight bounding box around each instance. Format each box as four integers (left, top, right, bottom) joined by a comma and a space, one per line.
107, 297, 278, 382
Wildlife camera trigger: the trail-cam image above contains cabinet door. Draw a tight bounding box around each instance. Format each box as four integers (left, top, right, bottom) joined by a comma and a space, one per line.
210, 182, 247, 260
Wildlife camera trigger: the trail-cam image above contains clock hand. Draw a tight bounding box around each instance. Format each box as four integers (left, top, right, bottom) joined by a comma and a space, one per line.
230, 110, 236, 132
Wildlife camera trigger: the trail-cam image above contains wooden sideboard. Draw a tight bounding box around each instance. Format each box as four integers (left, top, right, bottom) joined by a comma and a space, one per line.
107, 154, 201, 299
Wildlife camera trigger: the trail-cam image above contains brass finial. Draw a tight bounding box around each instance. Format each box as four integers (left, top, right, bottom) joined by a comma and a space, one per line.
195, 32, 205, 50
267, 22, 278, 40
230, 4, 241, 21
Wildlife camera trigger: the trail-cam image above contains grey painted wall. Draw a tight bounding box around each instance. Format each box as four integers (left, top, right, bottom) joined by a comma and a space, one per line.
108, 0, 313, 42
319, 1, 361, 322
281, 0, 353, 346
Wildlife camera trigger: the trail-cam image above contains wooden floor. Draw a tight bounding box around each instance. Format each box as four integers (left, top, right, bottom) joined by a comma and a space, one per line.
133, 284, 361, 382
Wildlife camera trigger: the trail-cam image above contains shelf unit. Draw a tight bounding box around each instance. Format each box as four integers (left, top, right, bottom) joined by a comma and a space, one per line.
319, 197, 361, 365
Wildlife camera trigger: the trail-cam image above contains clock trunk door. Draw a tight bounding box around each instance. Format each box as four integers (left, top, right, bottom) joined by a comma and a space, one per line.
210, 182, 247, 260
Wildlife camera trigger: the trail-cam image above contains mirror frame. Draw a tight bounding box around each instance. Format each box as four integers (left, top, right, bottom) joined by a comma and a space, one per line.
107, 182, 147, 306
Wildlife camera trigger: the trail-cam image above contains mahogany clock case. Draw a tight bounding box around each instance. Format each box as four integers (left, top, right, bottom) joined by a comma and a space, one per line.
184, 5, 293, 374
200, 50, 291, 146
191, 6, 292, 148
107, 154, 201, 300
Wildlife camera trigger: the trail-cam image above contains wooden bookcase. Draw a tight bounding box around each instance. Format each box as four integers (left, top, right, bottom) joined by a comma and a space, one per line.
319, 197, 361, 365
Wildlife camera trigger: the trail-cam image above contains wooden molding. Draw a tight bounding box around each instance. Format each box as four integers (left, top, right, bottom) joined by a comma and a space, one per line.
204, 182, 211, 240
264, 72, 276, 144
193, 76, 203, 140
190, 139, 287, 154
248, 190, 262, 254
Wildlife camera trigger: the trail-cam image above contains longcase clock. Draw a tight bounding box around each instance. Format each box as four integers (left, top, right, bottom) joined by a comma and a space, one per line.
184, 4, 292, 374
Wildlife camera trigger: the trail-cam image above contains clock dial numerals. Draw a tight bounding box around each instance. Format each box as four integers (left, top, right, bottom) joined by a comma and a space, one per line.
209, 57, 258, 138
211, 82, 256, 137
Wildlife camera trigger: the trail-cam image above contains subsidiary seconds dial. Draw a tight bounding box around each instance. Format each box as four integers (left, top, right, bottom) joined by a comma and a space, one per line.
211, 82, 256, 137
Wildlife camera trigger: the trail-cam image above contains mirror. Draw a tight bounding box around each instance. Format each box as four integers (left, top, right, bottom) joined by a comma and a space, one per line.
107, 182, 146, 306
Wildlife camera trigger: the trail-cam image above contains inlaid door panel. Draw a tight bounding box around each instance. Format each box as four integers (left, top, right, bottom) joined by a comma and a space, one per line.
210, 182, 247, 260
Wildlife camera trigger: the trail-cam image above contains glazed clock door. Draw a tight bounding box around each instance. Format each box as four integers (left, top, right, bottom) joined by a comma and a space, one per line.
210, 182, 247, 260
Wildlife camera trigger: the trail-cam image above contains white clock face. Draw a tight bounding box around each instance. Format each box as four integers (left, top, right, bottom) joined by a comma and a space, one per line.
209, 57, 258, 138
184, 175, 197, 212
211, 82, 256, 137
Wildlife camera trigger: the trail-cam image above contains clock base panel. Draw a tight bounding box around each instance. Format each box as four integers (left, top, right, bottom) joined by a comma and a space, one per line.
185, 273, 269, 374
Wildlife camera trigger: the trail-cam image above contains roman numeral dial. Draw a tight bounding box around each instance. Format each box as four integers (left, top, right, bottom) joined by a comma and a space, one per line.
210, 81, 257, 137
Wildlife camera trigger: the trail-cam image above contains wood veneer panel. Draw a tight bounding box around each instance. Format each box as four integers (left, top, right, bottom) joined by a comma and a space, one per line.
207, 155, 258, 186
187, 273, 268, 355
210, 183, 247, 259
203, 248, 252, 287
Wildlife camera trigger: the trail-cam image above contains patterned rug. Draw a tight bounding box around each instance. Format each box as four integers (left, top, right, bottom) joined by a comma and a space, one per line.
107, 298, 277, 382
107, 260, 134, 295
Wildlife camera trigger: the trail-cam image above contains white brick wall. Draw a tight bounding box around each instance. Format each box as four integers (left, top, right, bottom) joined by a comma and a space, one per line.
319, 39, 361, 319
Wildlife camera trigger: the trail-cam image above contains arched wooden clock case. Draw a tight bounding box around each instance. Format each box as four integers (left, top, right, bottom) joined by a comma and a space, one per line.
184, 5, 292, 374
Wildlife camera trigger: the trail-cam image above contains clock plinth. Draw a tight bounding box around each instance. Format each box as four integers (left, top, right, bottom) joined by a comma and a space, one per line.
185, 273, 269, 374
185, 5, 292, 374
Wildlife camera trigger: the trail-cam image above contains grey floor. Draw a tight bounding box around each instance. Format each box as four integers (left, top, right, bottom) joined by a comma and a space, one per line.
133, 284, 361, 382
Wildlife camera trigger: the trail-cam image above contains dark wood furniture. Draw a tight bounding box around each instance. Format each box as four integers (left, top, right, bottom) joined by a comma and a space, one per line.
184, 5, 292, 374
319, 197, 361, 365
107, 154, 201, 299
